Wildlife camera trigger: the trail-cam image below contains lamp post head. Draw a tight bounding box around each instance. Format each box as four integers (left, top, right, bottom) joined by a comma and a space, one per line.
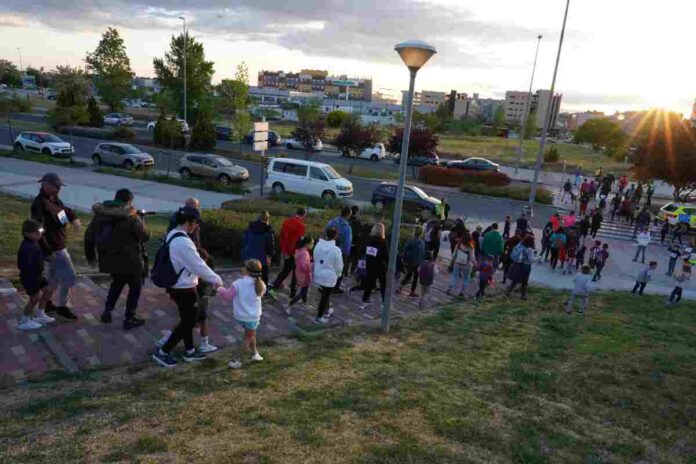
394, 40, 437, 72
537, 34, 543, 40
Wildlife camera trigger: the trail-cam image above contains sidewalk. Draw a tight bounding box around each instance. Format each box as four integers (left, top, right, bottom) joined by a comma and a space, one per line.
0, 157, 241, 212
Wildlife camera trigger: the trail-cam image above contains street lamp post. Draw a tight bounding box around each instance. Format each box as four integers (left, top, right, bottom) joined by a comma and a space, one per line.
16, 48, 23, 74
382, 40, 436, 333
528, 0, 571, 214
179, 16, 187, 124
515, 35, 542, 174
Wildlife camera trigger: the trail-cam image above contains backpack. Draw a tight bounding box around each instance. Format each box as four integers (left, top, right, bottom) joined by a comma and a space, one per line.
510, 243, 526, 263
150, 232, 188, 288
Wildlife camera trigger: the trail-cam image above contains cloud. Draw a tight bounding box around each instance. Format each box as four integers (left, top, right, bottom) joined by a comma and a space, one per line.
1, 0, 549, 68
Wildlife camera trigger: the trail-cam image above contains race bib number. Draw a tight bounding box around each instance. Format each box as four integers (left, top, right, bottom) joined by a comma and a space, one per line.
358, 259, 367, 269
366, 246, 378, 257
57, 210, 69, 225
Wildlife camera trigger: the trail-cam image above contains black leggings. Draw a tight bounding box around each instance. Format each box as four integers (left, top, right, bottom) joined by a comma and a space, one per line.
272, 255, 296, 295
289, 287, 308, 306
104, 274, 142, 319
363, 269, 387, 303
400, 263, 419, 293
550, 248, 560, 269
163, 288, 199, 353
670, 286, 683, 302
632, 281, 647, 295
317, 286, 333, 318
476, 279, 488, 298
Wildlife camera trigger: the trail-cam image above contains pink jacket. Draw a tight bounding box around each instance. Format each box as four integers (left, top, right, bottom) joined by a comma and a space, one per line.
294, 248, 313, 288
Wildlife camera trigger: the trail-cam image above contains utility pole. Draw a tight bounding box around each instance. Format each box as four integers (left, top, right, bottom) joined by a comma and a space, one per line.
515, 35, 542, 174
179, 16, 187, 123
528, 0, 571, 214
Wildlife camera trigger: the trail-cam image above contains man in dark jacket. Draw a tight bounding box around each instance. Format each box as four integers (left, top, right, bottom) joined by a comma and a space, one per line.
590, 209, 603, 238
31, 173, 81, 321
243, 210, 275, 287
633, 207, 651, 238
85, 189, 150, 330
515, 213, 529, 236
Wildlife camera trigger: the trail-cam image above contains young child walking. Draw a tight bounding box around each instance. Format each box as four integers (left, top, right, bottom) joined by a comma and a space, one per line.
218, 259, 266, 369
284, 237, 314, 315
418, 251, 438, 308
17, 220, 55, 330
667, 260, 691, 306
475, 255, 495, 300
565, 265, 592, 315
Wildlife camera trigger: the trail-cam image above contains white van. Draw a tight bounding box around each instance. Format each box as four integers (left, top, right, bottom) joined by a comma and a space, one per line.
266, 158, 353, 200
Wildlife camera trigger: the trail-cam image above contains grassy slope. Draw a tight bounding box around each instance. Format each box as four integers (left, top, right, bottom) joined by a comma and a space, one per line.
0, 289, 694, 463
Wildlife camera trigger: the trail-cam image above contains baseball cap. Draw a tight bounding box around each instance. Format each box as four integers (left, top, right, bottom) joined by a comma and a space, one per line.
38, 173, 66, 187
177, 205, 203, 224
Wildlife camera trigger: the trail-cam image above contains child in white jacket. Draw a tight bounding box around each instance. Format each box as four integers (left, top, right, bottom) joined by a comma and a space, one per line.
312, 228, 344, 324
218, 259, 266, 369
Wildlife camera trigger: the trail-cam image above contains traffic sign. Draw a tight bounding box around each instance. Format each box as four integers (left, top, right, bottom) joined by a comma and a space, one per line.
253, 141, 269, 151
254, 122, 269, 132
332, 80, 355, 86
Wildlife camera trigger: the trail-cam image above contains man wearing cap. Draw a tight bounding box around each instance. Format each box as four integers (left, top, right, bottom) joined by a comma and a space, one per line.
153, 206, 223, 367
31, 173, 81, 320
84, 188, 150, 330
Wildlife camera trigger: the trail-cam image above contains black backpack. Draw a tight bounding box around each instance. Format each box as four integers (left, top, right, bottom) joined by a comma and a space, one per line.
150, 232, 188, 288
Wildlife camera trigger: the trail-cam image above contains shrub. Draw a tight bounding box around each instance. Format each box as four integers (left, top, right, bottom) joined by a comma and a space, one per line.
87, 97, 103, 127
56, 126, 114, 139
460, 183, 553, 204
113, 126, 135, 140
48, 105, 89, 128
544, 146, 560, 163
269, 192, 344, 211
326, 110, 348, 128
419, 166, 511, 187
189, 107, 217, 151
153, 115, 185, 149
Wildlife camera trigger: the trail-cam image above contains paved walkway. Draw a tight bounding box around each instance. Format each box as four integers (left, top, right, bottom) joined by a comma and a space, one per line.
0, 157, 241, 212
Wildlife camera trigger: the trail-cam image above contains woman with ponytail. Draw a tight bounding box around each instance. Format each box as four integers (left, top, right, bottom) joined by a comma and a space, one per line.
218, 259, 266, 369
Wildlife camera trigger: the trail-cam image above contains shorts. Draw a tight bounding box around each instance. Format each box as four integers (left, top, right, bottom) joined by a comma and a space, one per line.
22, 277, 48, 296
236, 319, 260, 331
47, 249, 76, 288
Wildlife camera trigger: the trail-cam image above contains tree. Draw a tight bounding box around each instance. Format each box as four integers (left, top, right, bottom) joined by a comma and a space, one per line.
524, 111, 538, 139
153, 114, 185, 149
87, 97, 103, 127
153, 32, 215, 123
633, 113, 696, 201
297, 100, 321, 125
49, 66, 90, 128
189, 103, 217, 151
332, 114, 380, 173
85, 27, 134, 111
387, 126, 439, 158
0, 60, 21, 87
216, 62, 250, 145
326, 110, 348, 128
154, 89, 177, 116
573, 118, 628, 154
544, 146, 560, 163
492, 106, 506, 134
291, 119, 325, 159
25, 67, 43, 87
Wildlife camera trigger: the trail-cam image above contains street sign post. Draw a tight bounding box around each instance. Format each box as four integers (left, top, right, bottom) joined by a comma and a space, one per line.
253, 118, 269, 195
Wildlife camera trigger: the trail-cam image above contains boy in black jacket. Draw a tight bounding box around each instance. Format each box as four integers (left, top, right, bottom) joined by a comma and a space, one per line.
17, 220, 54, 330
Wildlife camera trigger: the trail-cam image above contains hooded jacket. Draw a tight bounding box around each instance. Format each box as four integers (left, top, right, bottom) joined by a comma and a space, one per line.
279, 215, 305, 257
243, 220, 275, 263
31, 188, 77, 253
312, 238, 343, 287
84, 201, 150, 277
326, 216, 352, 255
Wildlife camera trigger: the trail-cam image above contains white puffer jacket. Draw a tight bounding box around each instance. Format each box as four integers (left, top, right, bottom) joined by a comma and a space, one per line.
312, 238, 344, 288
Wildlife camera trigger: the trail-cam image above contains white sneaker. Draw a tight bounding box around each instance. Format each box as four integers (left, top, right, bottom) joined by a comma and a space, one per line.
284, 304, 291, 316
228, 359, 243, 369
18, 319, 42, 330
251, 352, 264, 362
33, 310, 55, 324
326, 307, 334, 318
313, 317, 328, 325
359, 302, 371, 311
198, 341, 218, 353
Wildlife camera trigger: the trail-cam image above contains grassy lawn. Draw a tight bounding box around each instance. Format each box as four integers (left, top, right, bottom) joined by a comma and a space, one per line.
1, 148, 89, 167
0, 193, 171, 272
0, 289, 694, 462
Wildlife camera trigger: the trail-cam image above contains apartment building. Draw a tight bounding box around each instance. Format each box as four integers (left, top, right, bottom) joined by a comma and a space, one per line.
402, 90, 448, 113
257, 69, 372, 102
504, 89, 562, 129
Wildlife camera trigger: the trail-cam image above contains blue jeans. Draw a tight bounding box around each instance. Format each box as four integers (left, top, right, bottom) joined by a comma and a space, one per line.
448, 263, 471, 294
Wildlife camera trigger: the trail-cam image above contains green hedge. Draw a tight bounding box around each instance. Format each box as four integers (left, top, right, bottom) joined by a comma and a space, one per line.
94, 167, 249, 195
460, 183, 553, 204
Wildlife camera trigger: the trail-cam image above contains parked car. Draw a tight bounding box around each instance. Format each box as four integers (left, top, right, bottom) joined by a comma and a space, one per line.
92, 143, 154, 170
216, 126, 233, 141
392, 153, 439, 167
446, 157, 500, 172
179, 154, 249, 184
243, 130, 282, 146
371, 182, 443, 218
147, 118, 190, 134
358, 143, 386, 161
13, 132, 74, 158
103, 113, 134, 127
265, 158, 353, 200
284, 137, 323, 151
659, 203, 696, 233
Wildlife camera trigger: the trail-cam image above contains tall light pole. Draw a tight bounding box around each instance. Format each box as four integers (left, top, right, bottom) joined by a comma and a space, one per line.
16, 47, 23, 73
528, 0, 570, 214
179, 16, 187, 123
382, 40, 436, 333
515, 35, 542, 174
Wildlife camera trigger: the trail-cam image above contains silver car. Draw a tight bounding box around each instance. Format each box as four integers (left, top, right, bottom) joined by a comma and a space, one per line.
179, 154, 249, 184
103, 113, 134, 126
92, 143, 155, 169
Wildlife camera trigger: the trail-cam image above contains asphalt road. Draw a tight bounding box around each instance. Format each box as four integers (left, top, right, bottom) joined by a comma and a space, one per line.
0, 125, 561, 227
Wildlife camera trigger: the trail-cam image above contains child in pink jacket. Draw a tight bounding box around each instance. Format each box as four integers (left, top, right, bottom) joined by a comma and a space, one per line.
285, 237, 314, 315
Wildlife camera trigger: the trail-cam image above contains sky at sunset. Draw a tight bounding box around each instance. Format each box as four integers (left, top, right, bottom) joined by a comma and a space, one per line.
1, 0, 694, 116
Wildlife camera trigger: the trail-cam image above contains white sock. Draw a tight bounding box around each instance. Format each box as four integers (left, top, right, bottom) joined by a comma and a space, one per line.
200, 336, 209, 345
36, 309, 46, 317
159, 330, 172, 345
186, 348, 196, 355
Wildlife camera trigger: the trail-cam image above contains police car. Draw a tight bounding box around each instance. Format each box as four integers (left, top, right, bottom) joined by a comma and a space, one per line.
658, 203, 696, 233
